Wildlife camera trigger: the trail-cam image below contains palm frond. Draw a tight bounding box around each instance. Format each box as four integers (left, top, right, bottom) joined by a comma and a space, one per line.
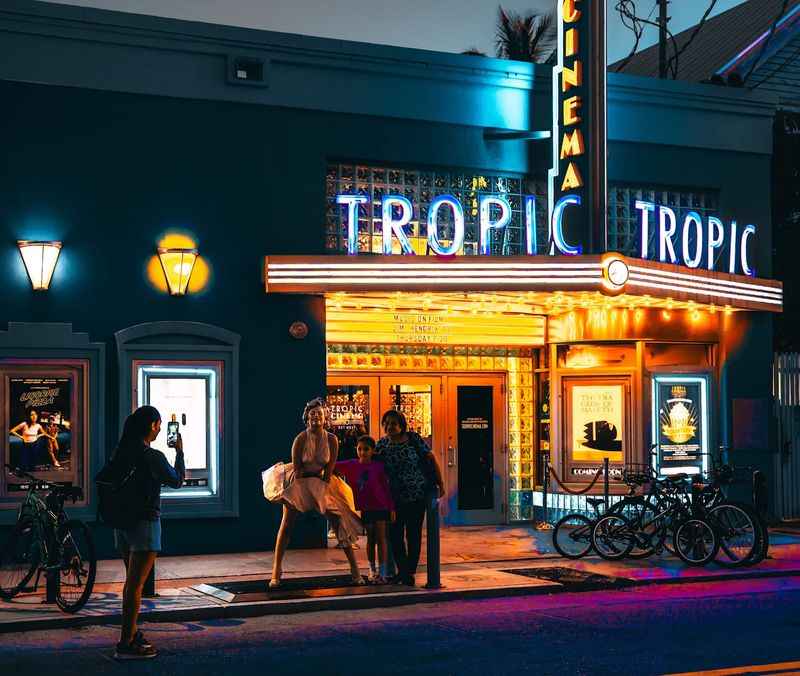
495, 6, 557, 63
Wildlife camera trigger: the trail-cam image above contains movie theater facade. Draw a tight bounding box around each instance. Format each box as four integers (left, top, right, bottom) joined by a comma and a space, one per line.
0, 1, 782, 551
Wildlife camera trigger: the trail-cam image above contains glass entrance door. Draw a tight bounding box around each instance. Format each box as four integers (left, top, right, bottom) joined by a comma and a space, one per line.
445, 376, 506, 525
327, 372, 506, 525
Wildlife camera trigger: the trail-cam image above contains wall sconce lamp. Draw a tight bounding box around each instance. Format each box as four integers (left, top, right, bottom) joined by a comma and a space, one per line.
17, 240, 62, 291
158, 247, 198, 296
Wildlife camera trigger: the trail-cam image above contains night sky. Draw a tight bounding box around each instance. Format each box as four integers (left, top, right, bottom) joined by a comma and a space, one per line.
43, 0, 748, 63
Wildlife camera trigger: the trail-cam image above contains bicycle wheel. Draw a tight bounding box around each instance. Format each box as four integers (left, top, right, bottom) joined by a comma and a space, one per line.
625, 498, 666, 560
553, 513, 594, 559
708, 502, 759, 568
0, 518, 40, 600
592, 514, 635, 561
673, 518, 719, 566
55, 519, 96, 613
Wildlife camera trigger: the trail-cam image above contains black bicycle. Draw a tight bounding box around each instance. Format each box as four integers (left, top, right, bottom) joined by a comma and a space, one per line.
0, 465, 96, 612
552, 462, 664, 560
697, 461, 769, 567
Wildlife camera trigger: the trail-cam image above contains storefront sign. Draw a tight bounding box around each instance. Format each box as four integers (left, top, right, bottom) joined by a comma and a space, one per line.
652, 375, 709, 476
326, 384, 371, 460
325, 307, 546, 346
336, 193, 539, 257
547, 0, 607, 257
635, 201, 757, 275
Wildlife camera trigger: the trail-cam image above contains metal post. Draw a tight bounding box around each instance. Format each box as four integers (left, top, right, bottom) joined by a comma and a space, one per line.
45, 568, 58, 603
424, 493, 441, 589
542, 452, 550, 526
658, 0, 670, 79
603, 457, 610, 510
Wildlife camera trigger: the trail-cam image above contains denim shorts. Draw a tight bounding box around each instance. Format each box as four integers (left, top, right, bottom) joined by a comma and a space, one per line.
114, 519, 162, 553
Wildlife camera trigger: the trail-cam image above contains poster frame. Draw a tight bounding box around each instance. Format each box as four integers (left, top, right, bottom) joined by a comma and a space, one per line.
0, 323, 105, 525
562, 375, 632, 483
1, 363, 87, 504
651, 374, 711, 477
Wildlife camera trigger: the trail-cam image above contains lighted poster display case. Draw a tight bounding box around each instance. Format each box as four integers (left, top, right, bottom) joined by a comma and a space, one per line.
651, 374, 710, 477
1, 361, 88, 504
116, 322, 240, 519
562, 376, 630, 482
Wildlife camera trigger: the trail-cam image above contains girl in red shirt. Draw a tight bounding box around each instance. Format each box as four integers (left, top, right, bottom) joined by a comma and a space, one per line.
335, 435, 395, 583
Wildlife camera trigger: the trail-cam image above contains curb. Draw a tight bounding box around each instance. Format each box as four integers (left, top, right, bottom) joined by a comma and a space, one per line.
0, 581, 563, 634
3, 565, 800, 634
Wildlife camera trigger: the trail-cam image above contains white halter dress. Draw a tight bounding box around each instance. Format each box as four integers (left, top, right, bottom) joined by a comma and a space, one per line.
262, 429, 361, 546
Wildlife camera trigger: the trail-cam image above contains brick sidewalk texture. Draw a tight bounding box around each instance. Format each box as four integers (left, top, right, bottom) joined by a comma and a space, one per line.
2, 526, 799, 633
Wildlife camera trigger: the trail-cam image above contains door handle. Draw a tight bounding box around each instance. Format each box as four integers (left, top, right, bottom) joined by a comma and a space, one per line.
447, 445, 456, 467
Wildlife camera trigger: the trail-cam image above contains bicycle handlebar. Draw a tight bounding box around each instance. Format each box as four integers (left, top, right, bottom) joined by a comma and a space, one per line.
4, 463, 37, 483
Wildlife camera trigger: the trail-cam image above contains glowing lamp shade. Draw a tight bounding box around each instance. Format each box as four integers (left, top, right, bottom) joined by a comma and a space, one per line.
17, 241, 62, 291
157, 247, 198, 296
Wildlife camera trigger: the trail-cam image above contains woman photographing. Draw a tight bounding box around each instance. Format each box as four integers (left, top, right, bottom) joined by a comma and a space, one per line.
110, 406, 184, 660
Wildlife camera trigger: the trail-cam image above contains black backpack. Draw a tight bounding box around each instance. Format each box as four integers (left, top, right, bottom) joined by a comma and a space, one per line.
94, 456, 146, 529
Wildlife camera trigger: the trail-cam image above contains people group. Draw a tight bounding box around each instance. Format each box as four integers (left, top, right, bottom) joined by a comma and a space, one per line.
103, 397, 445, 660
263, 398, 444, 588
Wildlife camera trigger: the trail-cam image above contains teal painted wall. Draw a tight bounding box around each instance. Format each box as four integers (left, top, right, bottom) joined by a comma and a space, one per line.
0, 74, 778, 555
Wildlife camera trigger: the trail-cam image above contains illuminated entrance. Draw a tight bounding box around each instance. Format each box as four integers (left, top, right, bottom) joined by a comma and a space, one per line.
265, 253, 783, 523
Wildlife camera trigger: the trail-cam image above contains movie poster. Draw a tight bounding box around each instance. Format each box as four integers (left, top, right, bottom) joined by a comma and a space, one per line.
6, 377, 73, 478
655, 377, 707, 476
326, 384, 370, 461
570, 384, 625, 464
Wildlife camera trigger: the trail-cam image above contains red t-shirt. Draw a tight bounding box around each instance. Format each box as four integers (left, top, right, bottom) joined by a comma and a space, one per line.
335, 460, 395, 512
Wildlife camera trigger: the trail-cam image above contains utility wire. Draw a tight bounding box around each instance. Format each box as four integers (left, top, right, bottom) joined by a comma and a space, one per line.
615, 0, 720, 79
665, 0, 719, 78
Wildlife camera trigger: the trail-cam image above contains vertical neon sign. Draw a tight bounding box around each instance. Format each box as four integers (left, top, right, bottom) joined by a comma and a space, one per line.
548, 0, 607, 256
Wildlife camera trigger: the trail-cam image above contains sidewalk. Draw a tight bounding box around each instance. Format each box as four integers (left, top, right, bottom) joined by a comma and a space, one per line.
3, 526, 800, 633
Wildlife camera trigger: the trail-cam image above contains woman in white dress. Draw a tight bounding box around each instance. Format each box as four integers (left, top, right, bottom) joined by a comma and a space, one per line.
264, 398, 363, 589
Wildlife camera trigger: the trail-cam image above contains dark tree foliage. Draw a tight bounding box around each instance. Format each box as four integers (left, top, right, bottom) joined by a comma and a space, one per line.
494, 6, 556, 63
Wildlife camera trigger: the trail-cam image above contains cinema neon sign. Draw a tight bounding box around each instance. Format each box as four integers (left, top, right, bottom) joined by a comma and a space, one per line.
337, 192, 757, 276
336, 192, 541, 256
636, 201, 757, 276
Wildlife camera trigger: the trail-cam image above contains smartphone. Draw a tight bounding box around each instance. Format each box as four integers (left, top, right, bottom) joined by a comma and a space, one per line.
167, 421, 179, 448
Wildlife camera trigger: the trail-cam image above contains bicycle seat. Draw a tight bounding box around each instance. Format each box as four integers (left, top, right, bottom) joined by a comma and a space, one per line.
586, 497, 605, 507
664, 474, 689, 483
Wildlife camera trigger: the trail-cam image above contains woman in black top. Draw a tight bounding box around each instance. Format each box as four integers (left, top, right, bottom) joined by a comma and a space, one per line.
112, 406, 185, 660
376, 410, 444, 586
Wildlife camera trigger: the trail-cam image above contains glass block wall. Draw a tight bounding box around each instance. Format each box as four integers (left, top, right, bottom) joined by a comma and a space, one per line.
607, 184, 721, 262
325, 163, 548, 256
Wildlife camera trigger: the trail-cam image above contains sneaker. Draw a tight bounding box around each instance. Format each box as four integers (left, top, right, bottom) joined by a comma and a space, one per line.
133, 631, 152, 649
114, 641, 158, 660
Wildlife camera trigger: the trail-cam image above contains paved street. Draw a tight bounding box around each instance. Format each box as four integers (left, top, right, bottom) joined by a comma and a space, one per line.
3, 575, 800, 675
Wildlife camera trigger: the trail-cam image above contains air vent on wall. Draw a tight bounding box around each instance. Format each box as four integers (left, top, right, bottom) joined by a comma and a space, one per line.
227, 56, 269, 88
